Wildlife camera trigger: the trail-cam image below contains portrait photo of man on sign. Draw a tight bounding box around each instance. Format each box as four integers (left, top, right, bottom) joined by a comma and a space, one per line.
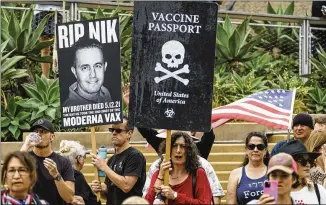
57, 18, 122, 128
63, 37, 112, 106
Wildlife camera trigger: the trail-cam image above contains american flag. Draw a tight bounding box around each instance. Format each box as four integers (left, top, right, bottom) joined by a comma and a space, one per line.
211, 89, 296, 130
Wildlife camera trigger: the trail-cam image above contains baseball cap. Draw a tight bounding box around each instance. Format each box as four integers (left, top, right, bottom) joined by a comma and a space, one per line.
278, 140, 321, 160
267, 153, 298, 175
156, 129, 199, 141
31, 119, 55, 133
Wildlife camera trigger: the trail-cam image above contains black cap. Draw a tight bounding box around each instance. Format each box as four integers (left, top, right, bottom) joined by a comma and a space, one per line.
279, 140, 321, 159
31, 119, 55, 133
292, 113, 313, 129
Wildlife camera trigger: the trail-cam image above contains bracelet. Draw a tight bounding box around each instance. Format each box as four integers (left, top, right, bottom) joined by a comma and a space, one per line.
157, 177, 163, 181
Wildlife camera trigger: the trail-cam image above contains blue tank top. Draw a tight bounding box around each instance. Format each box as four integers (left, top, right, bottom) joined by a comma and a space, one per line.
236, 166, 267, 205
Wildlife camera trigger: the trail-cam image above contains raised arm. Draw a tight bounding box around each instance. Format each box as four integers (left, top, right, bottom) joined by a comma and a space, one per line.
196, 129, 215, 159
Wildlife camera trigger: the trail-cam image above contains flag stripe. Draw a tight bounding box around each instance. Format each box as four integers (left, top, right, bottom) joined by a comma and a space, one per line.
213, 99, 290, 115
212, 104, 290, 122
212, 111, 289, 130
211, 118, 230, 128
237, 98, 291, 113
211, 89, 294, 130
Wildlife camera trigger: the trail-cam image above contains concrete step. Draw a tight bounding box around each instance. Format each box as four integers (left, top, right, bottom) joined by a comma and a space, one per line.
268, 134, 289, 143
215, 171, 232, 181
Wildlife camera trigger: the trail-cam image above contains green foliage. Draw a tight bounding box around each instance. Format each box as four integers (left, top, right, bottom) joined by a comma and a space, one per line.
213, 66, 234, 107
306, 85, 326, 113
1, 8, 53, 63
1, 39, 28, 90
250, 1, 298, 58
1, 96, 31, 140
213, 69, 269, 107
308, 45, 326, 87
230, 71, 268, 99
216, 16, 265, 71
16, 75, 60, 122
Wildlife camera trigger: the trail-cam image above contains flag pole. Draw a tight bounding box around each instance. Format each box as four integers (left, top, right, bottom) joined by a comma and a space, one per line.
164, 130, 172, 204
287, 89, 296, 141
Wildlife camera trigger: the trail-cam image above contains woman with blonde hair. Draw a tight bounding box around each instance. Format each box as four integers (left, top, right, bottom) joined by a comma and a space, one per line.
305, 130, 326, 187
59, 140, 100, 205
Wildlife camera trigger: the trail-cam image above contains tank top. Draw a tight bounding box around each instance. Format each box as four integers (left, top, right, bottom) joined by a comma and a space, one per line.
236, 166, 267, 205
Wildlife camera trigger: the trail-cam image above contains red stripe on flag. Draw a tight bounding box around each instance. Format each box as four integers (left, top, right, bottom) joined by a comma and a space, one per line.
212, 113, 288, 130
212, 105, 289, 123
214, 99, 289, 115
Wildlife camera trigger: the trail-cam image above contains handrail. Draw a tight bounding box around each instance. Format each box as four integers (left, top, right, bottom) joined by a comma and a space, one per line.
2, 0, 326, 25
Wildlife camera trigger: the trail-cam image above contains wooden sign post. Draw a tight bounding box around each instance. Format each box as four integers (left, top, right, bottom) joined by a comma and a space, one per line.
90, 127, 101, 201
164, 130, 172, 204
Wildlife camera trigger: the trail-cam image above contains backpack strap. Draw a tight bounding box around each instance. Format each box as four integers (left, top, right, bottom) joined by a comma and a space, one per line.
192, 170, 196, 198
192, 168, 215, 205
314, 183, 321, 205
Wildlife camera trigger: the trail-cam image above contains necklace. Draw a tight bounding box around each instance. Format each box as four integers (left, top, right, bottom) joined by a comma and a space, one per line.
171, 175, 179, 179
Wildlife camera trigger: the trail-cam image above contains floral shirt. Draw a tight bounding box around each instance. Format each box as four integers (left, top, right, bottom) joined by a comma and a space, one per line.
1, 190, 48, 205
310, 166, 326, 185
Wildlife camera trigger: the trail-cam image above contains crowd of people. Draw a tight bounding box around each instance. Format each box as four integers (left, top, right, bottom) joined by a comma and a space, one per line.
1, 113, 326, 205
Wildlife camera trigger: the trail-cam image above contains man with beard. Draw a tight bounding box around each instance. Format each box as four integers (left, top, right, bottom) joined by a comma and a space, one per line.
271, 113, 314, 156
20, 119, 75, 205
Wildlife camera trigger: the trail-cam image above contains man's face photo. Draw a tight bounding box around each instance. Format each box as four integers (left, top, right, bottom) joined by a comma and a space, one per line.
71, 47, 107, 94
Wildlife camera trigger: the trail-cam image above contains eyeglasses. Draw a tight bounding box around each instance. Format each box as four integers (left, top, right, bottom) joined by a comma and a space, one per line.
294, 157, 315, 167
7, 168, 29, 177
109, 128, 128, 133
247, 144, 266, 151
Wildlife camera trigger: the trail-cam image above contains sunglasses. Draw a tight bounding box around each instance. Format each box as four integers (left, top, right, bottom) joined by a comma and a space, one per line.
294, 157, 315, 167
247, 144, 266, 151
108, 128, 128, 133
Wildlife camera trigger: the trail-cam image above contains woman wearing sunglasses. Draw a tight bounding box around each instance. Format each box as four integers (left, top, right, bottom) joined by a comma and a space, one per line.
59, 140, 101, 205
1, 151, 48, 204
306, 130, 326, 187
227, 132, 270, 205
248, 153, 300, 204
279, 140, 326, 204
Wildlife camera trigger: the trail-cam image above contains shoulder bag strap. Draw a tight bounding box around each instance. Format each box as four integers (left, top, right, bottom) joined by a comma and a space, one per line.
314, 183, 321, 205
192, 170, 196, 198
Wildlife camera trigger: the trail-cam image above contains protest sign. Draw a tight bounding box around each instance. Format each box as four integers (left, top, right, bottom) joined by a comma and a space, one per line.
56, 18, 122, 128
129, 1, 218, 132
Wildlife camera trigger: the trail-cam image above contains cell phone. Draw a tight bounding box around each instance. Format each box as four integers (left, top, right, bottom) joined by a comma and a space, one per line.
263, 180, 278, 203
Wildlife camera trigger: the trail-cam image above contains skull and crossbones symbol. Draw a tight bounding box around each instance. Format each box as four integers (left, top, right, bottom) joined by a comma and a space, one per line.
154, 40, 190, 85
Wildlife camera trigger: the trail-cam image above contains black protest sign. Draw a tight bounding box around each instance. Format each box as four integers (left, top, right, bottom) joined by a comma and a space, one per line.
56, 18, 122, 128
129, 1, 217, 132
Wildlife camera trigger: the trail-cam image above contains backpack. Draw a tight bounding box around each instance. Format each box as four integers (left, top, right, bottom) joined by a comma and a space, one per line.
192, 169, 215, 205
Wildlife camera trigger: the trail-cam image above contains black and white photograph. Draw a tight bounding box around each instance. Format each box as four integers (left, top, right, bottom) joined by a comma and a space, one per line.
128, 1, 218, 132
56, 18, 122, 128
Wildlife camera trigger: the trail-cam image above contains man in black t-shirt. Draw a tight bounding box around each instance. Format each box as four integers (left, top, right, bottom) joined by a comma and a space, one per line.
20, 119, 75, 205
90, 116, 146, 205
